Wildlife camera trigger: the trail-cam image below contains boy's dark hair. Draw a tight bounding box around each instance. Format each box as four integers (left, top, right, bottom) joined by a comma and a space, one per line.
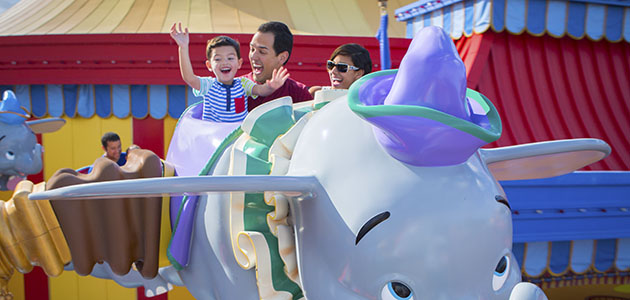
257, 21, 293, 65
206, 36, 241, 60
330, 43, 373, 74
101, 132, 120, 148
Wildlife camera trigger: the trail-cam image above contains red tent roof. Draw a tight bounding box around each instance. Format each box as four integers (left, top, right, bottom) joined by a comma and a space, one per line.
457, 30, 630, 170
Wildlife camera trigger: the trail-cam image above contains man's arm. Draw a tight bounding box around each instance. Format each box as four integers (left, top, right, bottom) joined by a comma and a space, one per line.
170, 23, 201, 91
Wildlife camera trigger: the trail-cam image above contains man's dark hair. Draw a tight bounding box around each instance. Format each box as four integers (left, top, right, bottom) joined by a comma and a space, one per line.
101, 132, 120, 148
206, 36, 241, 60
330, 43, 373, 74
257, 21, 293, 65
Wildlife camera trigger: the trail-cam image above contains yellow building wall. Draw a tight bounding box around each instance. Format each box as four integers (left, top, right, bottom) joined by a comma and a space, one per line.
43, 116, 134, 179
38, 115, 195, 300
0, 114, 192, 300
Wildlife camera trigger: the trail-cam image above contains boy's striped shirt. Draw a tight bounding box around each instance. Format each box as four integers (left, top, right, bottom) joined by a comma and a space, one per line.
194, 76, 256, 122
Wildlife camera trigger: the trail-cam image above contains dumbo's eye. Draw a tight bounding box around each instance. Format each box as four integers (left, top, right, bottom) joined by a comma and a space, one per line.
492, 255, 510, 291
381, 281, 414, 300
5, 151, 15, 161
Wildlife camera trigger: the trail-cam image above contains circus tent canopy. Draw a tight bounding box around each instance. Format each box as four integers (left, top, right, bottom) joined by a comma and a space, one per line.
0, 0, 411, 36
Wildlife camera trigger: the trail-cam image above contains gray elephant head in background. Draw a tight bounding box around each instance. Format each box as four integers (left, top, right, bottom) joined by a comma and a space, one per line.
0, 90, 65, 190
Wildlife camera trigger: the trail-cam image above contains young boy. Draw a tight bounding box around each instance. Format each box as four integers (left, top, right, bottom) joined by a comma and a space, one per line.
170, 23, 289, 122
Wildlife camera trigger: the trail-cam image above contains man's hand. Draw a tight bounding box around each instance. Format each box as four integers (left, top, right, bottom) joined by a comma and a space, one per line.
266, 66, 290, 90
170, 22, 189, 48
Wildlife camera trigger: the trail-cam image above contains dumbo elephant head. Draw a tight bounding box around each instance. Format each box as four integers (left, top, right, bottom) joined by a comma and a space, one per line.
0, 90, 65, 190
283, 26, 606, 300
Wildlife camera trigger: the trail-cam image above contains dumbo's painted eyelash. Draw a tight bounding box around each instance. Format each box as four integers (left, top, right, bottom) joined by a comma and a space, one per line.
495, 195, 510, 210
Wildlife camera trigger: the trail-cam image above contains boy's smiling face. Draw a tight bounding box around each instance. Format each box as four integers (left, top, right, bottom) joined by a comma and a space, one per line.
206, 45, 243, 85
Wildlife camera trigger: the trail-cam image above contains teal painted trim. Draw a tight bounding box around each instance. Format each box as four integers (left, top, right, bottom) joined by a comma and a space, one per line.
248, 106, 295, 146
243, 139, 270, 161
348, 70, 502, 143
167, 251, 184, 271
313, 101, 330, 110
293, 106, 312, 121
199, 127, 244, 176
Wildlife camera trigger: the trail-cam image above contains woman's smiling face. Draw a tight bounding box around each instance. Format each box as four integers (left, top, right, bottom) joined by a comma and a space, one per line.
328, 55, 364, 90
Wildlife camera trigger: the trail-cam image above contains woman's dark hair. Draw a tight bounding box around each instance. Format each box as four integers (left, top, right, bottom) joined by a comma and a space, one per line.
257, 21, 293, 65
330, 43, 372, 74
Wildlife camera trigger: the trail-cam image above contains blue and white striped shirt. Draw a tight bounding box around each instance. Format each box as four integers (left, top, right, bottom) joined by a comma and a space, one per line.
193, 76, 256, 122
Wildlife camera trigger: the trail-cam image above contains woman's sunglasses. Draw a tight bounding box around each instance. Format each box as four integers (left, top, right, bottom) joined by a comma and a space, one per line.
326, 60, 360, 73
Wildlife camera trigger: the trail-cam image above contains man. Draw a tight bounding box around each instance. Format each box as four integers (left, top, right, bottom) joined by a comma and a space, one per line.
245, 21, 313, 111
80, 132, 136, 174
101, 132, 138, 166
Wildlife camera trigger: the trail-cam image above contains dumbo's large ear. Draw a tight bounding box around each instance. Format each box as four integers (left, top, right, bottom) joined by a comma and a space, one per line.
26, 118, 66, 134
29, 175, 321, 200
479, 139, 611, 181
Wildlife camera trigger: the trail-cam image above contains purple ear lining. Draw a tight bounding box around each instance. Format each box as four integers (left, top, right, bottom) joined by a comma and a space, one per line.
349, 26, 497, 166
356, 76, 488, 166
190, 102, 203, 120
370, 115, 487, 166
358, 74, 396, 106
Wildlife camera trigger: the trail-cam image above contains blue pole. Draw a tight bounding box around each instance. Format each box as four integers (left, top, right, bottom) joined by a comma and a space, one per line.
376, 8, 392, 70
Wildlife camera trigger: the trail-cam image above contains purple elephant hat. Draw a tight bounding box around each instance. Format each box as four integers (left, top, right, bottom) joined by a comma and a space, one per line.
0, 90, 30, 125
348, 26, 502, 166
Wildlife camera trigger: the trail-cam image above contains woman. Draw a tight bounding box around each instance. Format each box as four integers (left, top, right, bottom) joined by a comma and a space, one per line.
309, 43, 372, 95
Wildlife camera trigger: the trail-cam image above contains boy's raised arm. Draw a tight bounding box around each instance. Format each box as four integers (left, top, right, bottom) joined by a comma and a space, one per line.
252, 66, 290, 97
170, 23, 201, 91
